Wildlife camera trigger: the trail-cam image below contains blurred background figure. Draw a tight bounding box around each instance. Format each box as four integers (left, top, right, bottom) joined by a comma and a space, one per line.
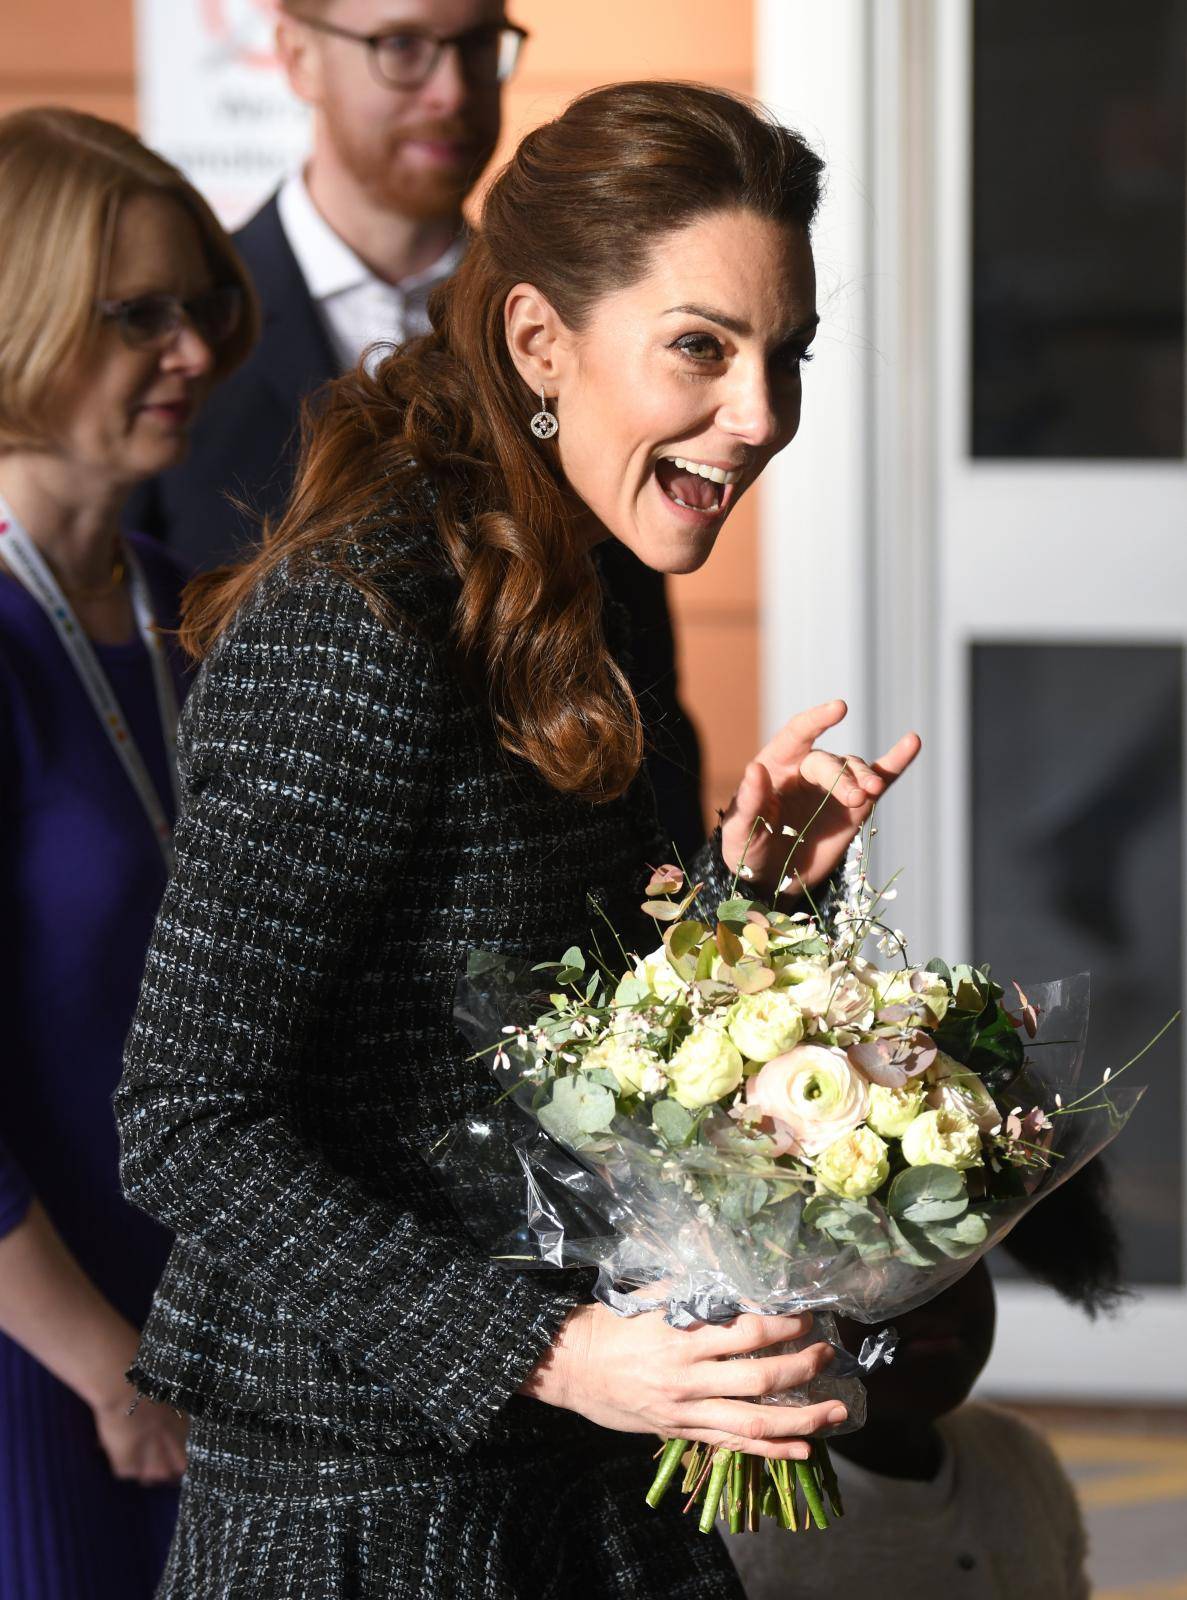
124, 0, 708, 860
725, 1182, 1129, 1599
0, 107, 255, 1599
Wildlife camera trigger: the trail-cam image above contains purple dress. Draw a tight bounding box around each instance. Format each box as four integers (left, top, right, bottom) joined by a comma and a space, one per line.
0, 533, 189, 1599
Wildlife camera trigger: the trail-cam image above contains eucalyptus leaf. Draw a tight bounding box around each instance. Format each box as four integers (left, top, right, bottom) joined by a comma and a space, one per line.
667, 920, 707, 962
921, 1209, 989, 1259
889, 1217, 941, 1267
924, 957, 953, 989
537, 1074, 616, 1146
886, 1164, 967, 1220
721, 1177, 771, 1226
651, 1098, 694, 1145
614, 976, 649, 1007
887, 1216, 938, 1268
642, 900, 683, 922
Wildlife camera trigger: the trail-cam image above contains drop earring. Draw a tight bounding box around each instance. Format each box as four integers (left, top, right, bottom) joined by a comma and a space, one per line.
530, 387, 558, 440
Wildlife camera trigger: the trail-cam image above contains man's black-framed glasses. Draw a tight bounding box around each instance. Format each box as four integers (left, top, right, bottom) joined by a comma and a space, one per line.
293, 15, 529, 89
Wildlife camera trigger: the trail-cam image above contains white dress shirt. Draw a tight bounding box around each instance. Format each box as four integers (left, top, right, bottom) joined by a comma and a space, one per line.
276, 171, 465, 375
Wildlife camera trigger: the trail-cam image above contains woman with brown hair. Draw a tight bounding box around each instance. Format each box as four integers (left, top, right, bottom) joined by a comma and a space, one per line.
0, 108, 256, 1598
116, 81, 920, 1597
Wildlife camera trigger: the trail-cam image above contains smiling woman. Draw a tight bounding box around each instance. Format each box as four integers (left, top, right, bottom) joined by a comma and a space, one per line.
182, 80, 824, 802
111, 77, 920, 1600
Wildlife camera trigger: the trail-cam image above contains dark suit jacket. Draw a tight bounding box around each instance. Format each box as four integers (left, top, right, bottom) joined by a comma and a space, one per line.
125, 193, 706, 857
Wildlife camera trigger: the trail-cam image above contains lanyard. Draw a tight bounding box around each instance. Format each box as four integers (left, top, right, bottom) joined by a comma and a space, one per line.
0, 494, 180, 871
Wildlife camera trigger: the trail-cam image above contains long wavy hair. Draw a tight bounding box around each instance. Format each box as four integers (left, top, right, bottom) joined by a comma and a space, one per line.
182, 81, 824, 802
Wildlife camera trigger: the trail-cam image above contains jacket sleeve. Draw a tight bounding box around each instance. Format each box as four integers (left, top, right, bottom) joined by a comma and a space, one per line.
115, 571, 581, 1453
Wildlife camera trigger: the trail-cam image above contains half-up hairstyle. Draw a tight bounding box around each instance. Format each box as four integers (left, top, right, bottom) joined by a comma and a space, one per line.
182, 81, 824, 802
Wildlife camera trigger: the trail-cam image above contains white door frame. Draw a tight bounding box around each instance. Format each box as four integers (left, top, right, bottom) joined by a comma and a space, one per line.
757, 0, 1187, 1398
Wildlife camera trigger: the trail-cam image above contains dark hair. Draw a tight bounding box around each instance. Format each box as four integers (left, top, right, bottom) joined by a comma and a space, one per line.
1002, 1157, 1129, 1317
181, 81, 824, 802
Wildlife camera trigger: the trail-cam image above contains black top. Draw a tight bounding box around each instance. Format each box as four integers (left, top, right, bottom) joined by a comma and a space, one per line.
122, 193, 707, 859
115, 510, 734, 1465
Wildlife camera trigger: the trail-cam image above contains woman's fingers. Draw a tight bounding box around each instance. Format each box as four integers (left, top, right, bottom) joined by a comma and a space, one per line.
695, 1341, 836, 1401
690, 1311, 813, 1359
796, 735, 921, 808
871, 730, 922, 781
679, 1395, 848, 1454
765, 698, 849, 764
796, 749, 869, 809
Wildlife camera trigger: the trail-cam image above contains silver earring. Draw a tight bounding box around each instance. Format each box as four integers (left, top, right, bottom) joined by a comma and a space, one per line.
530, 387, 558, 440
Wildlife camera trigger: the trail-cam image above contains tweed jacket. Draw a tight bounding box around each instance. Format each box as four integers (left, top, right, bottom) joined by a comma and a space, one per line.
115, 513, 736, 1467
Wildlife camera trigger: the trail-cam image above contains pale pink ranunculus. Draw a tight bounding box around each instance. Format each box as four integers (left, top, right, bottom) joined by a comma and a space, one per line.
747, 1043, 870, 1158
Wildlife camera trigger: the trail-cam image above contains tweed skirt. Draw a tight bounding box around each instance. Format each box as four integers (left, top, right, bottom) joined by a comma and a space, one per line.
158, 1417, 746, 1599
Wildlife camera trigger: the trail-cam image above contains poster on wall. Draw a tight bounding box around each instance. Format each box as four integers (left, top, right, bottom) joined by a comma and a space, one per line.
135, 0, 309, 228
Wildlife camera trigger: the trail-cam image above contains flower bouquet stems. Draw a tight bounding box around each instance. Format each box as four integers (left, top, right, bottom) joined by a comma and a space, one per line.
647, 1436, 842, 1534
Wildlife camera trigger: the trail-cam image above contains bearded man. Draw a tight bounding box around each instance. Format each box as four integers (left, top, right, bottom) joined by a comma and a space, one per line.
126, 0, 705, 856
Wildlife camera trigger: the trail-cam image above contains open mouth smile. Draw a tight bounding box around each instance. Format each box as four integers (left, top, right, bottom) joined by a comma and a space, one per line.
654, 455, 743, 518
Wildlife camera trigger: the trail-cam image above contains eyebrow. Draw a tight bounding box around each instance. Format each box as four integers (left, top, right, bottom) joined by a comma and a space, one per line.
663, 304, 821, 341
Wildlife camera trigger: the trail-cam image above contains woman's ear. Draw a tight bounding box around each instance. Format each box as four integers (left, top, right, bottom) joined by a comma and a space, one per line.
504, 283, 570, 400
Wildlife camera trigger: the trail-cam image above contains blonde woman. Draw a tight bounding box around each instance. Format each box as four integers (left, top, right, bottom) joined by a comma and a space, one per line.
0, 108, 255, 1599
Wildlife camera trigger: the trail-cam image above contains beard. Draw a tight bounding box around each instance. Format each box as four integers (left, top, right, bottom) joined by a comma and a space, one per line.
324, 113, 497, 222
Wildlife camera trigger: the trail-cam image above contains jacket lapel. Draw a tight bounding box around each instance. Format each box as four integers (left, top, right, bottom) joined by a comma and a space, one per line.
234, 192, 340, 413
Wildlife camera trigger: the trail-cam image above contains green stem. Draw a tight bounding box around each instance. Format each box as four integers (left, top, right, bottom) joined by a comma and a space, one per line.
795, 1456, 830, 1529
698, 1450, 733, 1534
747, 1456, 762, 1532
728, 1450, 744, 1534
646, 1437, 688, 1509
816, 1440, 845, 1519
772, 1458, 798, 1531
684, 1448, 716, 1513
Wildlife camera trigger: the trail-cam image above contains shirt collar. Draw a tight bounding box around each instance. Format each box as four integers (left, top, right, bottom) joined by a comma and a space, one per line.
277, 170, 466, 304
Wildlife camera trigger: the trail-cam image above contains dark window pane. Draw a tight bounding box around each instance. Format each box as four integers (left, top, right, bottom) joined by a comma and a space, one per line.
972, 643, 1183, 1285
972, 0, 1187, 458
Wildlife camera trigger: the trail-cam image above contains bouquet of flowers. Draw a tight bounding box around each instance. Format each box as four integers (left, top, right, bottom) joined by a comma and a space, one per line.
439, 818, 1167, 1537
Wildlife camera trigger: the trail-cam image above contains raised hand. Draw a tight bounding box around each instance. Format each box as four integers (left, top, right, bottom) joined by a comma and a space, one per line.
719, 699, 921, 898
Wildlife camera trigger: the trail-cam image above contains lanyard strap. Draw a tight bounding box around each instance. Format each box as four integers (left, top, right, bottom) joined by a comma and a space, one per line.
0, 494, 180, 871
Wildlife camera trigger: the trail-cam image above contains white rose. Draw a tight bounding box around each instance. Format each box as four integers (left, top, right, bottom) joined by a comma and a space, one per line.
666, 1026, 744, 1110
780, 962, 875, 1034
632, 946, 689, 1001
773, 956, 831, 1004
726, 990, 805, 1063
926, 1052, 1000, 1132
814, 1125, 891, 1199
826, 969, 877, 1033
900, 1106, 983, 1170
866, 1081, 927, 1139
876, 969, 951, 1027
747, 1044, 870, 1157
582, 1033, 666, 1097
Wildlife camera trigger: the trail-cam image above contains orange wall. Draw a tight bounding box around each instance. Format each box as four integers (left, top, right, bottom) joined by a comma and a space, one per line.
0, 0, 759, 826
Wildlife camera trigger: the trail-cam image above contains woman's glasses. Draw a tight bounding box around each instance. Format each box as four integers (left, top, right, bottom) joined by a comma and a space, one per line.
95, 285, 244, 351
292, 16, 529, 90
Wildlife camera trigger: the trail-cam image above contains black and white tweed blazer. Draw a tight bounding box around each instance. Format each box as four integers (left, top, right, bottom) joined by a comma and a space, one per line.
115, 513, 733, 1465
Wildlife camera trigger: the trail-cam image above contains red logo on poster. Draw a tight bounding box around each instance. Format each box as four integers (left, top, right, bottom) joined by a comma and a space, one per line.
198, 0, 282, 70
